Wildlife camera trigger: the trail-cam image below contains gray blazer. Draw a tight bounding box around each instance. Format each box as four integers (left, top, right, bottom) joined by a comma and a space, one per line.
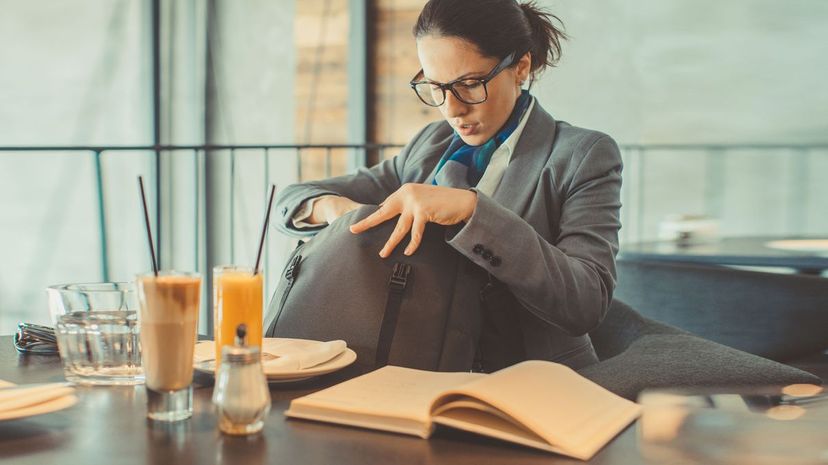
274, 101, 623, 370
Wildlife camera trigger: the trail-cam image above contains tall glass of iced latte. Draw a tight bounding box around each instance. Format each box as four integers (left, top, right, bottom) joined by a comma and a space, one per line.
136, 271, 201, 422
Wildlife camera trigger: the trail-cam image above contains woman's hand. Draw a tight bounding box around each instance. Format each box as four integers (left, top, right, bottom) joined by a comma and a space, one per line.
349, 183, 477, 257
309, 195, 365, 225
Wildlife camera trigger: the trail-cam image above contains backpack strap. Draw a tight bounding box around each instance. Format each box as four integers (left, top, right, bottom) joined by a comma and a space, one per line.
375, 262, 412, 367
474, 273, 527, 373
472, 273, 496, 372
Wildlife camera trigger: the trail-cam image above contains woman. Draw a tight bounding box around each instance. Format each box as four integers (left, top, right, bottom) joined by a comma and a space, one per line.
274, 0, 622, 371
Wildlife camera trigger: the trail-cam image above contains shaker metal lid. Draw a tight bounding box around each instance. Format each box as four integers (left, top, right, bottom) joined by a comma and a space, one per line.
222, 345, 261, 364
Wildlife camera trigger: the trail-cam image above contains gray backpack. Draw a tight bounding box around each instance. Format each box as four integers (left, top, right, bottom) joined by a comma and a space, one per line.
264, 205, 491, 371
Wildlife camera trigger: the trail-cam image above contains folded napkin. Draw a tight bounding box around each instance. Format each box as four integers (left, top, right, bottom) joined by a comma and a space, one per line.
264, 340, 347, 371
194, 339, 349, 371
0, 381, 77, 419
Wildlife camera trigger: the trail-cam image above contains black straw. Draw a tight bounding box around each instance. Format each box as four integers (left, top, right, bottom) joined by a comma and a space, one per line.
138, 176, 159, 277
253, 184, 277, 275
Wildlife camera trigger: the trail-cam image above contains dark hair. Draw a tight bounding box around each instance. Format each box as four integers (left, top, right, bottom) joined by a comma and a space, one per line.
413, 0, 567, 83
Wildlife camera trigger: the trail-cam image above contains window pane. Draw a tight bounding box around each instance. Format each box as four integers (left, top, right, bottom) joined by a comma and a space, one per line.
0, 1, 150, 332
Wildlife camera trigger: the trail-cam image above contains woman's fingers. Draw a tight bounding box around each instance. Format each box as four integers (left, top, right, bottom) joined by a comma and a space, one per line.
404, 215, 427, 256
350, 205, 394, 234
379, 214, 413, 258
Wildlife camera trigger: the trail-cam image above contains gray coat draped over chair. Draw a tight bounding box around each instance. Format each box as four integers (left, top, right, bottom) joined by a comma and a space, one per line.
581, 299, 822, 400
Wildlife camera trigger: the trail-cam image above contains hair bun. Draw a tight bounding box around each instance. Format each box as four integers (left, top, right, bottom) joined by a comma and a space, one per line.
518, 1, 567, 77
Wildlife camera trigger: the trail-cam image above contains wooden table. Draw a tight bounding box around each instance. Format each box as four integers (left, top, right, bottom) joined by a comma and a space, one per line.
0, 337, 641, 465
619, 236, 828, 274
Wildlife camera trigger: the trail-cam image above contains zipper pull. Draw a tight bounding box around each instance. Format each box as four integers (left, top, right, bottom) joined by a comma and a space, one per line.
285, 255, 302, 281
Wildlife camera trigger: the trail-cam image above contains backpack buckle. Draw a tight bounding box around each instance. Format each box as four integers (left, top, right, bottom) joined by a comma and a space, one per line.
388, 263, 411, 294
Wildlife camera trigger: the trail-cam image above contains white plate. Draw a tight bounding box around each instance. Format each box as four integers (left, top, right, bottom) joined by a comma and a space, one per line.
765, 239, 828, 255
194, 338, 357, 382
0, 382, 79, 421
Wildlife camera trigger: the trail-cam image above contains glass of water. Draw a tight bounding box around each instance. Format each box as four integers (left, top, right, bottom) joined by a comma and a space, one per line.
49, 283, 144, 385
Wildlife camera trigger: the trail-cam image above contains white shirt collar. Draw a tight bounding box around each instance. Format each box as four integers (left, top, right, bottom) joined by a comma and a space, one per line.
500, 96, 535, 162
474, 97, 536, 196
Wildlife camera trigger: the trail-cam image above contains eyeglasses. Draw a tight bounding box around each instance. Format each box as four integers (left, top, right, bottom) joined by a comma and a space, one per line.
409, 52, 516, 107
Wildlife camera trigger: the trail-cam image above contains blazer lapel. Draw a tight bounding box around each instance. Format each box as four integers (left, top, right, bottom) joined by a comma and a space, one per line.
492, 101, 558, 216
421, 126, 454, 185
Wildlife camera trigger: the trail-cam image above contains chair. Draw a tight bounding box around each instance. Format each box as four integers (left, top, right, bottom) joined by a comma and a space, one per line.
612, 259, 828, 361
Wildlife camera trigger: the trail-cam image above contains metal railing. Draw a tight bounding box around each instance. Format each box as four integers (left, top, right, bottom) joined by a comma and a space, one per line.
0, 143, 404, 282
616, 143, 828, 244
2, 141, 827, 278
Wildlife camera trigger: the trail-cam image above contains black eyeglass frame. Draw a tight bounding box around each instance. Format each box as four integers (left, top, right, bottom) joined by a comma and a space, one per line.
409, 52, 517, 107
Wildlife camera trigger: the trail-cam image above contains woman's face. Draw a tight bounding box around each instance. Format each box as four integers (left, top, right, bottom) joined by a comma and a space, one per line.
416, 35, 531, 146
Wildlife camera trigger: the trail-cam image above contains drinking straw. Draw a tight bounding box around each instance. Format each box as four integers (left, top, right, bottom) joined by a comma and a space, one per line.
253, 184, 277, 275
137, 176, 159, 276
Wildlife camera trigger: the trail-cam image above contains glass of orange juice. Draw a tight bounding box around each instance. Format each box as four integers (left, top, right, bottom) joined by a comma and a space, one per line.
213, 266, 263, 367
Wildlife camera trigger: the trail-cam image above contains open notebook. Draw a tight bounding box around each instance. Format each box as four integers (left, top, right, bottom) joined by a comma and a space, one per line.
285, 360, 641, 460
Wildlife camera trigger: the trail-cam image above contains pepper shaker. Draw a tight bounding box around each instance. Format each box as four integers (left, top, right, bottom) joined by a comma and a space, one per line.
212, 324, 271, 435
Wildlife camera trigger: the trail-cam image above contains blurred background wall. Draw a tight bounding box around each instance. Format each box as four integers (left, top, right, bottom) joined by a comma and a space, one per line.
1, 0, 826, 333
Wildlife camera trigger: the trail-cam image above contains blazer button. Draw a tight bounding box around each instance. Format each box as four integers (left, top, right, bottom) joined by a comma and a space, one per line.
473, 244, 484, 254
481, 250, 493, 260
490, 256, 502, 267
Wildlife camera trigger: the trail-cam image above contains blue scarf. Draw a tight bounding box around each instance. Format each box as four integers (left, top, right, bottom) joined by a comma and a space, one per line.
432, 90, 532, 189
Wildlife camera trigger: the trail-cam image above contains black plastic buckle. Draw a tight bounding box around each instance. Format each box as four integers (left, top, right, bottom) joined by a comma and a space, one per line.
388, 263, 411, 294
